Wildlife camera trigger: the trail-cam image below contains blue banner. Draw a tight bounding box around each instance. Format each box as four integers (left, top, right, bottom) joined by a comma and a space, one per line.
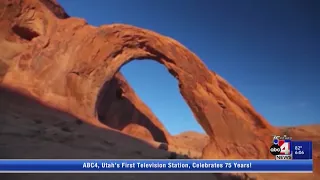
0, 159, 313, 173
292, 141, 313, 159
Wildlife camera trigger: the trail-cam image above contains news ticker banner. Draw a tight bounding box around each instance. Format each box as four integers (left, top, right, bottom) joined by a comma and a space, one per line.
0, 159, 313, 173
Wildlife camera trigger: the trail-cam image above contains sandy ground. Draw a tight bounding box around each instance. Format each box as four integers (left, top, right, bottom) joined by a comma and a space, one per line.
0, 87, 319, 180
0, 87, 253, 180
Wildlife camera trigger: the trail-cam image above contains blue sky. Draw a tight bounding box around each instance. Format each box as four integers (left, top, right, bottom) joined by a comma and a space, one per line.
58, 0, 319, 135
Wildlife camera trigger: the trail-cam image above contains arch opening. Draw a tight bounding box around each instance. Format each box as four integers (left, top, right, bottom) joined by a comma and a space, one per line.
85, 24, 222, 149
95, 59, 204, 144
12, 24, 40, 41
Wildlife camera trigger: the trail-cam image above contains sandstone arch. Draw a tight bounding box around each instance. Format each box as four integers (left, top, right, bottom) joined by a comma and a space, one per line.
95, 71, 172, 144
0, 0, 279, 159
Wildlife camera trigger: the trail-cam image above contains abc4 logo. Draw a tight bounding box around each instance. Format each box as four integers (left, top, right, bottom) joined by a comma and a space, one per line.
270, 141, 291, 155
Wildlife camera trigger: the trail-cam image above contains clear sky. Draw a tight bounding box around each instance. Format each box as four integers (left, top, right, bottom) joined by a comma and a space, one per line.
58, 0, 319, 135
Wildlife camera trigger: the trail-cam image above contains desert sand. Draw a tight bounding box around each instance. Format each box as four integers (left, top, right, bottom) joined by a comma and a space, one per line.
0, 86, 319, 180
0, 87, 252, 180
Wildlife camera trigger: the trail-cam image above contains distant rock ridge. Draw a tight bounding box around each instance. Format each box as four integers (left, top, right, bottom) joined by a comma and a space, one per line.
175, 131, 208, 138
0, 0, 279, 159
173, 131, 209, 153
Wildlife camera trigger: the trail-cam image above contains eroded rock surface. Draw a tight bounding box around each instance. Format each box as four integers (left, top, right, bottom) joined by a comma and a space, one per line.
97, 73, 172, 144
1, 87, 253, 180
0, 0, 279, 159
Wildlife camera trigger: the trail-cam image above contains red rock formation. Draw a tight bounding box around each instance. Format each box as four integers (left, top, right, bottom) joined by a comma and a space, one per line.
97, 73, 172, 144
0, 0, 279, 159
173, 131, 209, 152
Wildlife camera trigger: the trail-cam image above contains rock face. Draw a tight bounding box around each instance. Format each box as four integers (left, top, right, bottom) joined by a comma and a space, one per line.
173, 131, 209, 153
171, 131, 210, 158
0, 0, 279, 159
97, 73, 172, 144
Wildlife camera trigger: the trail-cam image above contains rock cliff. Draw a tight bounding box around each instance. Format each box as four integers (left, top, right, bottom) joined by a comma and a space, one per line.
0, 0, 279, 159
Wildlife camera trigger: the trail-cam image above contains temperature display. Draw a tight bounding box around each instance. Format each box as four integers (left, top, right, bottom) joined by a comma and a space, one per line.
291, 141, 313, 159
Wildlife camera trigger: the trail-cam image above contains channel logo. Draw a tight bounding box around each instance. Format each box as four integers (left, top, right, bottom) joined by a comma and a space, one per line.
270, 135, 292, 160
275, 154, 292, 160
270, 144, 281, 155
278, 140, 291, 155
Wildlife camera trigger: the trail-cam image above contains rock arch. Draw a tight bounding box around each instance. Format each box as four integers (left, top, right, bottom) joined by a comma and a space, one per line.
63, 23, 277, 158
95, 71, 172, 144
0, 0, 279, 159
84, 23, 219, 135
